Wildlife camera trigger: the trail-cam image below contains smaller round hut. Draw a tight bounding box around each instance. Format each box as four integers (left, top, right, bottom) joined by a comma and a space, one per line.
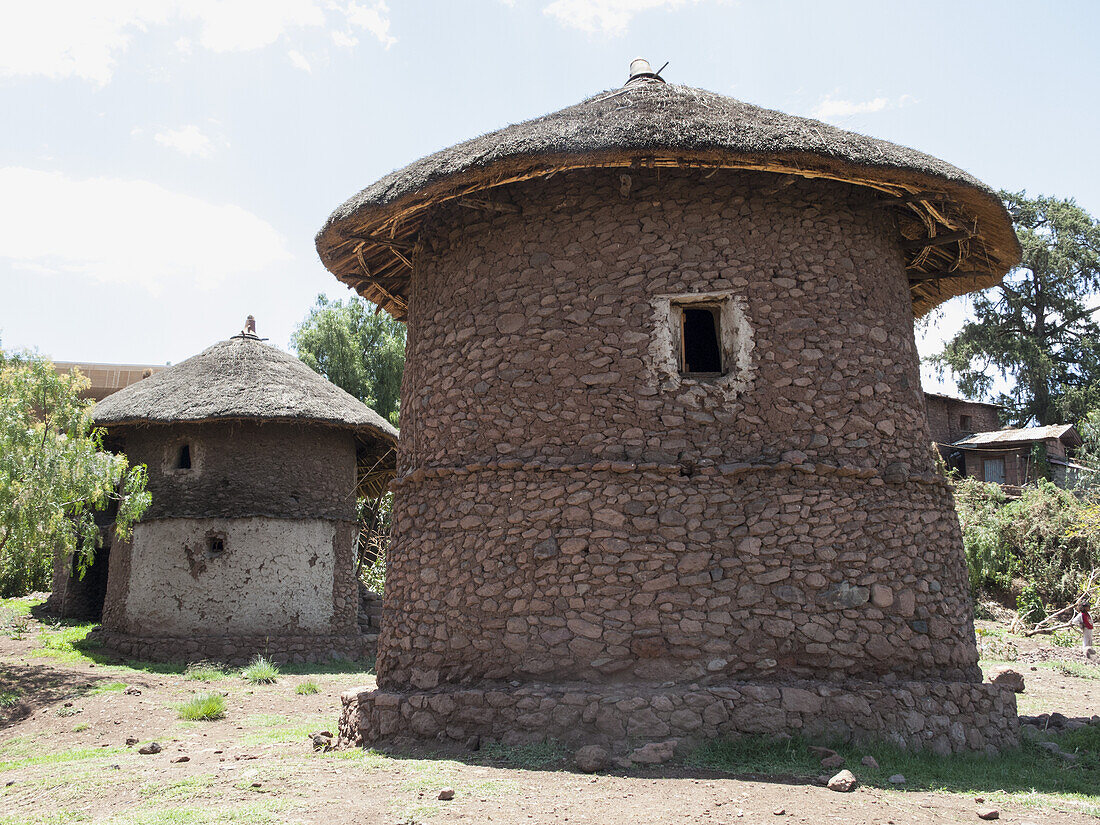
58, 321, 398, 664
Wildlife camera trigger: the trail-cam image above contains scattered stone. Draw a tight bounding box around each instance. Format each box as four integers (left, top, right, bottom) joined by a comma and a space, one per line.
988, 667, 1025, 693
815, 775, 830, 787
807, 746, 837, 759
171, 756, 190, 763
574, 745, 609, 773
137, 742, 161, 755
860, 755, 879, 769
820, 754, 845, 770
438, 787, 455, 801
827, 770, 858, 793
772, 808, 785, 816
125, 738, 138, 746
310, 732, 334, 752
124, 686, 141, 695
251, 782, 262, 788
628, 740, 677, 765
977, 809, 999, 820
465, 735, 481, 752
888, 774, 905, 785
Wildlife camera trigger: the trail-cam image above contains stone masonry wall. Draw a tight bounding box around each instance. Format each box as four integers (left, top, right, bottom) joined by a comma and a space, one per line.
116, 422, 359, 521
925, 395, 1001, 445
378, 168, 981, 692
341, 680, 1019, 756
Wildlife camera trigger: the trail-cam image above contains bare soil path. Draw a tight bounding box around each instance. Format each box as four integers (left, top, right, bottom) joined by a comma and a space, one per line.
0, 602, 1096, 825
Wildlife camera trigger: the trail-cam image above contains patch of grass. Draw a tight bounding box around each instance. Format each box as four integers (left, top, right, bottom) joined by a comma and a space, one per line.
33, 621, 99, 664
0, 813, 92, 825
56, 705, 81, 717
71, 722, 90, 732
0, 689, 20, 707
240, 656, 278, 685
85, 680, 128, 695
0, 595, 40, 617
478, 738, 568, 768
0, 745, 124, 772
105, 800, 285, 824
239, 713, 330, 747
689, 731, 1100, 804
176, 693, 226, 722
295, 680, 320, 695
1040, 660, 1100, 679
138, 774, 219, 802
184, 662, 227, 682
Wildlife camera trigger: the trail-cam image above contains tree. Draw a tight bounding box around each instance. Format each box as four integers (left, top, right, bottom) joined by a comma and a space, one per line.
0, 348, 150, 597
291, 295, 405, 426
933, 192, 1100, 426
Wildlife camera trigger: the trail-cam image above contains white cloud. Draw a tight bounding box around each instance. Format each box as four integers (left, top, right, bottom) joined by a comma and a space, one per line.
810, 93, 916, 122
331, 30, 358, 47
344, 2, 396, 49
154, 124, 216, 158
288, 49, 312, 72
0, 0, 394, 85
543, 0, 692, 34
0, 167, 290, 293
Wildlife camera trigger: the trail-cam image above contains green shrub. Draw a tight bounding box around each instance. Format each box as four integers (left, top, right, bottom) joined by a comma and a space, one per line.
185, 661, 227, 682
178, 692, 226, 721
1017, 583, 1046, 625
295, 681, 319, 695
954, 478, 1016, 595
955, 477, 1100, 607
241, 656, 279, 685
1051, 629, 1077, 648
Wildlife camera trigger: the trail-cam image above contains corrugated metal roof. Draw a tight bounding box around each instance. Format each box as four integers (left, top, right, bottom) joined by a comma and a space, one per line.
953, 424, 1080, 447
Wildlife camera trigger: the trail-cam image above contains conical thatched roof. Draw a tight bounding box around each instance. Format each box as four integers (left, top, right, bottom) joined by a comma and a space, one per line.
317, 70, 1020, 319
92, 335, 398, 446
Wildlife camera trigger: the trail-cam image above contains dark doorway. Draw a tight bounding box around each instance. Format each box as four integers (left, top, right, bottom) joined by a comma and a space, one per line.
57, 543, 111, 620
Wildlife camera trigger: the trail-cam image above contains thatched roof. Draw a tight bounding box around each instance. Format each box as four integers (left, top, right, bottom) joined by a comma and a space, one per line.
317, 70, 1020, 319
92, 335, 398, 447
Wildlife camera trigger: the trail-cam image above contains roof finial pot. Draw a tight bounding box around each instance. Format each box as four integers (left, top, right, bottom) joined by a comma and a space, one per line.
627, 57, 664, 85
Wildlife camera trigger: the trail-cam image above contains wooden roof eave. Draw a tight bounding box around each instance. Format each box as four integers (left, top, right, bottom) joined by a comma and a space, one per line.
324, 159, 1015, 321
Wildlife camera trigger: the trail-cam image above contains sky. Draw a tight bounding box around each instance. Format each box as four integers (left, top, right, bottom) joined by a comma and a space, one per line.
1, 0, 1098, 397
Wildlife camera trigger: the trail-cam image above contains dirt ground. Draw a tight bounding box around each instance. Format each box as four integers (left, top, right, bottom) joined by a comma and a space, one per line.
0, 602, 1097, 825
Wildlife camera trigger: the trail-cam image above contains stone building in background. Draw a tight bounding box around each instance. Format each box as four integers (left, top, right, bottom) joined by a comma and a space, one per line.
319, 61, 1023, 754
924, 392, 1087, 490
47, 322, 398, 664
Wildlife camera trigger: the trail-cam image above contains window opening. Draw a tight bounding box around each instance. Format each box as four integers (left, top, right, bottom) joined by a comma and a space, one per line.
959, 415, 972, 432
176, 443, 192, 470
206, 536, 225, 556
679, 306, 722, 374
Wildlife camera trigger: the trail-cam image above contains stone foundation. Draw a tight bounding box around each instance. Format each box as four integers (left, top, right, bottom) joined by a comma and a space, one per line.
339, 679, 1019, 756
91, 629, 377, 666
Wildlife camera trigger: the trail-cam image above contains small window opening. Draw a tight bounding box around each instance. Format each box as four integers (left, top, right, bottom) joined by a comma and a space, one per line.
679, 306, 723, 374
206, 536, 225, 556
176, 443, 192, 470
959, 415, 972, 432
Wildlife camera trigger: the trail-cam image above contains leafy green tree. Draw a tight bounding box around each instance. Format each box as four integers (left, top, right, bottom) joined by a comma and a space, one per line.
0, 348, 150, 596
291, 295, 405, 426
933, 192, 1100, 426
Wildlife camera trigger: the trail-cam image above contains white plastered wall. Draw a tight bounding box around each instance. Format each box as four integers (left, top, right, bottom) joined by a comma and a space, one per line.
124, 517, 336, 635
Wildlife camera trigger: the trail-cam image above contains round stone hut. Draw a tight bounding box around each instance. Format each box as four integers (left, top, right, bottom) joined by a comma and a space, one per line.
63, 324, 398, 664
319, 62, 1022, 753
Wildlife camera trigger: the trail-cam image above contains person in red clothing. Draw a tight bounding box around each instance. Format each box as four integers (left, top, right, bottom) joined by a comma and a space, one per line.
1071, 597, 1094, 653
